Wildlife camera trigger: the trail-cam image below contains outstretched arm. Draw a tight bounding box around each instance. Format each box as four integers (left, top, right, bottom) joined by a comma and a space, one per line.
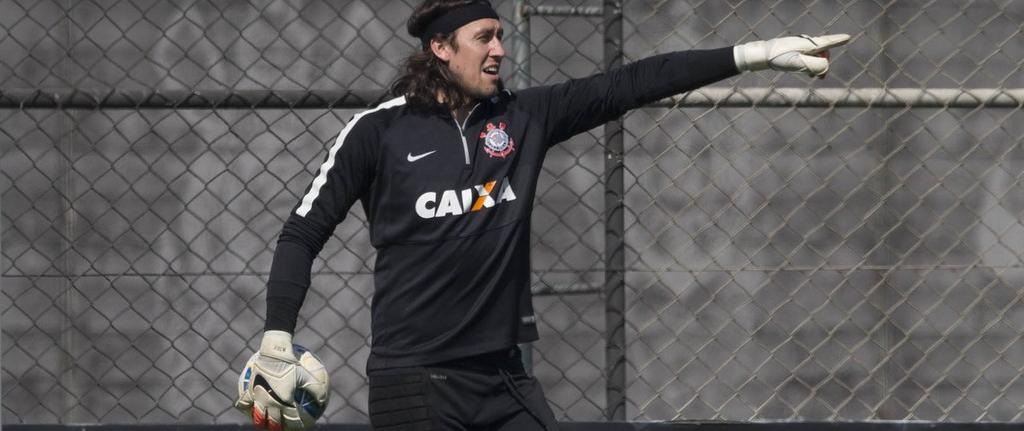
517, 34, 850, 145
517, 47, 738, 144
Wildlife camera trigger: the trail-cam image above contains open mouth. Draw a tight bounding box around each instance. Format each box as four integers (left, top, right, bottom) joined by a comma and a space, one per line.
483, 65, 499, 76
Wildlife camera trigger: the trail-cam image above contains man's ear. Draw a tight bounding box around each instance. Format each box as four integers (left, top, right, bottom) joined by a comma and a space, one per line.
430, 37, 452, 62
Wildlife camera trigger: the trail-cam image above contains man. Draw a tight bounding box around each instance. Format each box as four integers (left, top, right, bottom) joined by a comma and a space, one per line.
235, 1, 849, 430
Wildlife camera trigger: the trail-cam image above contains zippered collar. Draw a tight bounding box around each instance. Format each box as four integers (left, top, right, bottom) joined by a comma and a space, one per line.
451, 102, 482, 165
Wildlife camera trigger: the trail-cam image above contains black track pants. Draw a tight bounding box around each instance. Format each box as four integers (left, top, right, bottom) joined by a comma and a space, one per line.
368, 347, 560, 431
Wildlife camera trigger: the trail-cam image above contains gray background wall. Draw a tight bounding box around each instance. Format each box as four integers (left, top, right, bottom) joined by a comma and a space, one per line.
2, 0, 1023, 424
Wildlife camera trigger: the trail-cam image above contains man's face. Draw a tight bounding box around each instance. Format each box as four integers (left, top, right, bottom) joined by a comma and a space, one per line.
432, 18, 505, 100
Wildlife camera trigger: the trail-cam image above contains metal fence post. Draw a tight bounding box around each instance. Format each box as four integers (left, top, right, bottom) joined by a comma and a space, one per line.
510, 0, 531, 91
511, 0, 534, 372
602, 0, 626, 422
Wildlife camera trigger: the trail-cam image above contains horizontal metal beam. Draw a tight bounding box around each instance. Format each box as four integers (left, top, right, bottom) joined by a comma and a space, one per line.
3, 87, 1022, 110
660, 87, 1024, 108
523, 5, 605, 17
532, 283, 602, 296
0, 89, 386, 109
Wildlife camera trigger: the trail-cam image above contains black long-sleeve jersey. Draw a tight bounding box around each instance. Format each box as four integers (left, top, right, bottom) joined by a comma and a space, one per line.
265, 47, 739, 370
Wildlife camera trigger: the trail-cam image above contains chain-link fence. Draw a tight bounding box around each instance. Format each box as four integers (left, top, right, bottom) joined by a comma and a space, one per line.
3, 0, 1024, 425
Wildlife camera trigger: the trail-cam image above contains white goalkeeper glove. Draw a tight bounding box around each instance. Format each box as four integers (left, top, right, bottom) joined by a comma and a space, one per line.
734, 34, 851, 78
235, 331, 328, 431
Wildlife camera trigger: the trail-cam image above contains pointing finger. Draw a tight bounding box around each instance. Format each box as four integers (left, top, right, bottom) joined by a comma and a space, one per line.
801, 34, 851, 53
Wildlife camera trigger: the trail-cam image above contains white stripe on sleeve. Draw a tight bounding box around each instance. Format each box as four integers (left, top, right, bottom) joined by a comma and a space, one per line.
295, 96, 406, 217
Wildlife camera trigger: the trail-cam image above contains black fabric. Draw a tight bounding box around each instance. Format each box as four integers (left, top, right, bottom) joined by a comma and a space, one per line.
265, 239, 317, 331
417, 2, 499, 48
368, 347, 559, 431
263, 48, 740, 367
368, 369, 436, 430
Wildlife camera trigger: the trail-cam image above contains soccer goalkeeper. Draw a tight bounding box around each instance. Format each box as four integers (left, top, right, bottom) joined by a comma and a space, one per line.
235, 0, 849, 429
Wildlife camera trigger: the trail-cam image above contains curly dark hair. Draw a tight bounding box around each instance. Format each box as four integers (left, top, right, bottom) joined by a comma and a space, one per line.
390, 0, 491, 112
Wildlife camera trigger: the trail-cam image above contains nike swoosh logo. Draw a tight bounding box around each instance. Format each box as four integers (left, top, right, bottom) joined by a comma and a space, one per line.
407, 150, 436, 162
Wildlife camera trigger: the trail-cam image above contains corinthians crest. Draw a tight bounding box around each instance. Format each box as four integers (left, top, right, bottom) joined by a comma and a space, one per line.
480, 122, 515, 159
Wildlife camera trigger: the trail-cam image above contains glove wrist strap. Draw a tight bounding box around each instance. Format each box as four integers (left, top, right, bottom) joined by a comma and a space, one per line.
734, 41, 769, 72
259, 330, 297, 362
